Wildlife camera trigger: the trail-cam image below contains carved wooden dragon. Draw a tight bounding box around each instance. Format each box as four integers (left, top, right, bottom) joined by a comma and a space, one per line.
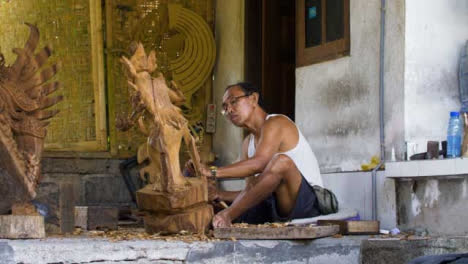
0, 23, 62, 214
117, 43, 203, 192
117, 44, 213, 234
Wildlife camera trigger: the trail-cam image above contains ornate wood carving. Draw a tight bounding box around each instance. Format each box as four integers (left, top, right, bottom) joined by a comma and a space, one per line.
117, 43, 212, 234
0, 23, 62, 214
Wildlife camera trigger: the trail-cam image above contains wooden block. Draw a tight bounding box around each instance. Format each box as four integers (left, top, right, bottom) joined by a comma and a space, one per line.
0, 215, 46, 239
136, 178, 208, 212
213, 225, 339, 240
75, 206, 118, 230
144, 203, 213, 235
11, 203, 39, 216
317, 220, 380, 235
347, 220, 379, 234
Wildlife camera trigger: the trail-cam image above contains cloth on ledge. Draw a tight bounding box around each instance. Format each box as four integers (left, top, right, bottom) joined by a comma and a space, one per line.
288, 208, 359, 225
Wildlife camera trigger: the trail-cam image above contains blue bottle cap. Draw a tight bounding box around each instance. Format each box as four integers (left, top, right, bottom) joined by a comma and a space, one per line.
450, 111, 460, 117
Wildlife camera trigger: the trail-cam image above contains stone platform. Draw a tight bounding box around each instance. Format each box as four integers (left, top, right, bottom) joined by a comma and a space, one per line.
2, 236, 468, 264
0, 236, 366, 264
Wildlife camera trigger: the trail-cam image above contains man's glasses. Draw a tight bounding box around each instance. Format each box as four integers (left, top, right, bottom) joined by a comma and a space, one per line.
221, 94, 251, 116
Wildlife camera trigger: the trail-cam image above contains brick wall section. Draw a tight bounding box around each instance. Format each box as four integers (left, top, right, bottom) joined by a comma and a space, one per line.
40, 158, 134, 208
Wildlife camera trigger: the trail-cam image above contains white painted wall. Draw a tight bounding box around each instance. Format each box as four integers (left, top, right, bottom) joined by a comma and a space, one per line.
404, 0, 468, 153
296, 0, 382, 172
322, 171, 396, 229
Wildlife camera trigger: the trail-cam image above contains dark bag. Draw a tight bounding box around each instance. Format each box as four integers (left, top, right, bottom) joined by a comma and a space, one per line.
313, 185, 339, 215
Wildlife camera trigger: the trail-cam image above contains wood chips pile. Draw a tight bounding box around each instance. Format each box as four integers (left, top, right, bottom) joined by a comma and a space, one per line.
68, 227, 221, 242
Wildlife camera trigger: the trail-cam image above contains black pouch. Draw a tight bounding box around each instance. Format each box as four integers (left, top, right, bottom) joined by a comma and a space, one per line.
312, 185, 339, 215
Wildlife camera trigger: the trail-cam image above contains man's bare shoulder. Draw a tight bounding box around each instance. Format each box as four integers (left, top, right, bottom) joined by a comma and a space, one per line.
262, 115, 298, 150
263, 115, 295, 130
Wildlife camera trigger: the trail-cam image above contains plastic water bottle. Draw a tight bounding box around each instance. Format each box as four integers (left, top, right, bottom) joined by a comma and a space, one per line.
447, 111, 462, 158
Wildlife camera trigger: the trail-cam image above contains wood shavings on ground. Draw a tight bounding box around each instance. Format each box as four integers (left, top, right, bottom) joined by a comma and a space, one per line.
64, 227, 222, 242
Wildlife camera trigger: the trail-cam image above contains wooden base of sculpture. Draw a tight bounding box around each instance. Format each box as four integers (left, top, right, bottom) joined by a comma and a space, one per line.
137, 178, 208, 212
137, 178, 213, 234
144, 203, 213, 234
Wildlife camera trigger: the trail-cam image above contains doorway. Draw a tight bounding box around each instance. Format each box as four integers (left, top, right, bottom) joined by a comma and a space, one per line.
245, 0, 296, 120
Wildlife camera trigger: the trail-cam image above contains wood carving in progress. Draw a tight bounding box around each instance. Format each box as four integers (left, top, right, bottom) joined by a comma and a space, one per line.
117, 43, 213, 234
0, 23, 62, 215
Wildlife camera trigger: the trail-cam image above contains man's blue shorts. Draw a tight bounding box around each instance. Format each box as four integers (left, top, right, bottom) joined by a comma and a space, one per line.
234, 175, 321, 224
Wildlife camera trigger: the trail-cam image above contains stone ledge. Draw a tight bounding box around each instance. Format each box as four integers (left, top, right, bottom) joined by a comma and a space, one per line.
386, 158, 468, 178
361, 236, 468, 264
3, 236, 467, 263
0, 236, 367, 264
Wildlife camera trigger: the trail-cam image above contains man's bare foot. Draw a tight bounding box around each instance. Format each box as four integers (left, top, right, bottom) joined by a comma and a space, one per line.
212, 209, 232, 228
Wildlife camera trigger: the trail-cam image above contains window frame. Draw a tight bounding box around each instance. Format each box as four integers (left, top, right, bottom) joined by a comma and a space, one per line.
296, 0, 350, 67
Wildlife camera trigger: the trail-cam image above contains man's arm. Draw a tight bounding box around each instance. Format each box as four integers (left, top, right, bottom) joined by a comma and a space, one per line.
215, 118, 283, 179
211, 135, 253, 202
217, 190, 240, 202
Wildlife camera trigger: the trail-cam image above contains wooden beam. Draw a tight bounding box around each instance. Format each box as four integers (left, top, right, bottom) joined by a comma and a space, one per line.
214, 224, 339, 240
317, 220, 380, 235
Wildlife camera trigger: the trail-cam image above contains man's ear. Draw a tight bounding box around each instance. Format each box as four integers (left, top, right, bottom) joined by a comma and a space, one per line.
251, 92, 260, 105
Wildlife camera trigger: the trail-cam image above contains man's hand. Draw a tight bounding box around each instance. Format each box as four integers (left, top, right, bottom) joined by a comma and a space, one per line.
212, 209, 232, 228
183, 160, 212, 178
199, 163, 212, 178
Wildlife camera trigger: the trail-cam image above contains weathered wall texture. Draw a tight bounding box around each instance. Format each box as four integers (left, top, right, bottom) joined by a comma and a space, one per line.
212, 0, 245, 166
39, 158, 134, 208
296, 0, 382, 171
396, 176, 468, 235
404, 0, 468, 153
384, 0, 406, 160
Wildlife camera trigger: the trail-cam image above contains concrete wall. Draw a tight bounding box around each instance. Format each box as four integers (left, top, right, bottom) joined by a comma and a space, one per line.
39, 158, 134, 208
212, 0, 245, 166
384, 0, 406, 161
322, 171, 397, 230
295, 0, 382, 172
322, 172, 373, 221
404, 0, 468, 153
396, 176, 468, 236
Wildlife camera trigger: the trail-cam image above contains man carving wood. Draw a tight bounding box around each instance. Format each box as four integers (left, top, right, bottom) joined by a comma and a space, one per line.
199, 83, 325, 227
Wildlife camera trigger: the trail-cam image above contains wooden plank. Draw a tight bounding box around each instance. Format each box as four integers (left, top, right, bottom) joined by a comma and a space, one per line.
347, 220, 380, 234
317, 220, 380, 235
75, 206, 118, 230
89, 0, 108, 151
214, 225, 339, 240
0, 215, 45, 239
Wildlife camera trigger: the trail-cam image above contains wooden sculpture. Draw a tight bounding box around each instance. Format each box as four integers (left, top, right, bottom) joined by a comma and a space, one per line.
0, 23, 62, 214
117, 43, 213, 234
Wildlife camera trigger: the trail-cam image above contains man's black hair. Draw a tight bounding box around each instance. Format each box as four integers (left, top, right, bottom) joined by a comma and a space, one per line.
225, 82, 264, 109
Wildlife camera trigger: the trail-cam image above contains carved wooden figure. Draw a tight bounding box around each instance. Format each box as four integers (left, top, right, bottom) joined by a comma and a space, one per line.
0, 23, 62, 214
117, 44, 212, 234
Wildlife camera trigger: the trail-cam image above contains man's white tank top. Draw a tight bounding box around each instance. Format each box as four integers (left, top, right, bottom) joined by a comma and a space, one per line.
247, 114, 324, 187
